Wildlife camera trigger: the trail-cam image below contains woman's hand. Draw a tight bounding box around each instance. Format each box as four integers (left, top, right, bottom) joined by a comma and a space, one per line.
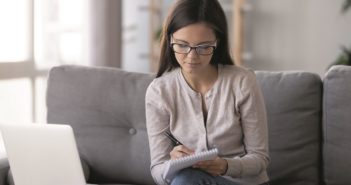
192, 157, 228, 176
170, 145, 194, 160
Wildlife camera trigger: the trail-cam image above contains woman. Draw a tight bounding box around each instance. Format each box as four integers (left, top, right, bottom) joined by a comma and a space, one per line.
145, 0, 269, 184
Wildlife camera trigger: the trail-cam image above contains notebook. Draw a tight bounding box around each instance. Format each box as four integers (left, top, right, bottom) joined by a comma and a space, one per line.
0, 123, 95, 185
163, 148, 219, 183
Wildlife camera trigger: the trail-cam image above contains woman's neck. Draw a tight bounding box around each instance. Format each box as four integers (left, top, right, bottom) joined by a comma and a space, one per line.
181, 65, 218, 95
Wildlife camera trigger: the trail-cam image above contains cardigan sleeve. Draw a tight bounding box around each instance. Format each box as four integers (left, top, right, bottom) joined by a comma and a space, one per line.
145, 80, 173, 185
224, 70, 270, 178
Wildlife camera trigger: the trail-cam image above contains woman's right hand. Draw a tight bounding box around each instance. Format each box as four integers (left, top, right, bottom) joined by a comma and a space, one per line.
170, 145, 194, 160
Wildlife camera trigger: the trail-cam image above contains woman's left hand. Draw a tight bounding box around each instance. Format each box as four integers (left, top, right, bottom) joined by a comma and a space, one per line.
192, 157, 228, 176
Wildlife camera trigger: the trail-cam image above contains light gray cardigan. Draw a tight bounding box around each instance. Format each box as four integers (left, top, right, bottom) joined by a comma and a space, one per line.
145, 65, 269, 185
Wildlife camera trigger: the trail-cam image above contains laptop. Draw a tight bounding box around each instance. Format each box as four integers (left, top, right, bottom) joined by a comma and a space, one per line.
0, 123, 92, 185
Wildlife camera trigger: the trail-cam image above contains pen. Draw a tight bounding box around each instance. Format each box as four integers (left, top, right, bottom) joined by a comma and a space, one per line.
163, 130, 183, 146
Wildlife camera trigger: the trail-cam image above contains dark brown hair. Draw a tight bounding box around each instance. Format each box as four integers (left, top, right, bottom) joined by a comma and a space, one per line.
156, 0, 234, 78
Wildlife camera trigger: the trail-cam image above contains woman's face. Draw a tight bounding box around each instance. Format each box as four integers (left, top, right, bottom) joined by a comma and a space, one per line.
171, 23, 217, 74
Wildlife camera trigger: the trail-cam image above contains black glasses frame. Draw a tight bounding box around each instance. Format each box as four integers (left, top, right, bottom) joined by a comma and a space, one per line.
170, 43, 216, 55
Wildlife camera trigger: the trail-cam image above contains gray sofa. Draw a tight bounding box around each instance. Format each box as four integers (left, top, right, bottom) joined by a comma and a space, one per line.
0, 65, 350, 185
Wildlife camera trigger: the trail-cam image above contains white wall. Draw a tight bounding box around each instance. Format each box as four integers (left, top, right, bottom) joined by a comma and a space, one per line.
122, 0, 151, 73
243, 0, 351, 76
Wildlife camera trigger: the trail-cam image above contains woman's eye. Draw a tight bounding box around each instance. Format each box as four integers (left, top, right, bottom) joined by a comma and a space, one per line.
178, 44, 189, 48
198, 46, 211, 50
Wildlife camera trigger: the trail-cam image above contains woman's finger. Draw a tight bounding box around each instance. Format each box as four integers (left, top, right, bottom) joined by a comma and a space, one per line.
193, 158, 228, 176
174, 145, 194, 155
170, 145, 194, 159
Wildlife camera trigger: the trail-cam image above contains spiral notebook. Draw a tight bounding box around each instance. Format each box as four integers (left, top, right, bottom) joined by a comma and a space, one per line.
163, 148, 218, 183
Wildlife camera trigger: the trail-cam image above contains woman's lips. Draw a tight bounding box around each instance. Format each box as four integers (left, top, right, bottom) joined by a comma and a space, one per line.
186, 62, 200, 67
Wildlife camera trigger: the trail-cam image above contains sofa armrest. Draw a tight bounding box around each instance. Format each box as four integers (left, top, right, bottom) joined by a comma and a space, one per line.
0, 157, 9, 185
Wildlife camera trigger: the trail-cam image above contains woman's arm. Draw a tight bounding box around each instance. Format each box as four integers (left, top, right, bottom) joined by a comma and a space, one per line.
225, 70, 270, 178
145, 81, 173, 185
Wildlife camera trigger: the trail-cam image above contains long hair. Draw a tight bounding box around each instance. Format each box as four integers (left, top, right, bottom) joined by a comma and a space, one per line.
156, 0, 234, 78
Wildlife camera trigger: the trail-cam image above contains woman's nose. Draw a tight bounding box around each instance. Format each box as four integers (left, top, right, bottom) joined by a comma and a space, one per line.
186, 48, 198, 59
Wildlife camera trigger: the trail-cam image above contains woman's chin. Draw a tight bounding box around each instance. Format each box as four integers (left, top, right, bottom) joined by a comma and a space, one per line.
182, 64, 202, 72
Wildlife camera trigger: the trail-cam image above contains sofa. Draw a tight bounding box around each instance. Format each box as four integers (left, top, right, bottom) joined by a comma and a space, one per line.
0, 64, 350, 185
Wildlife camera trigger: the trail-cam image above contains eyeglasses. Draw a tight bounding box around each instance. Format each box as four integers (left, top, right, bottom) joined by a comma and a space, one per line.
170, 43, 217, 55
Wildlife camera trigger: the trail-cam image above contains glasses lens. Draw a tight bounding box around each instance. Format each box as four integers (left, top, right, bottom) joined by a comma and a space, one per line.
172, 44, 190, 54
196, 46, 215, 55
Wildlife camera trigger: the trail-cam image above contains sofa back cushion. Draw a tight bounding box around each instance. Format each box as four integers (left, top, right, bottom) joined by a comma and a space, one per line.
47, 65, 155, 184
256, 71, 322, 185
323, 65, 351, 185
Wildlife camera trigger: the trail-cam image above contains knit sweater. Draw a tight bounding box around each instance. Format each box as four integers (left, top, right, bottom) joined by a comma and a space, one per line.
145, 65, 269, 185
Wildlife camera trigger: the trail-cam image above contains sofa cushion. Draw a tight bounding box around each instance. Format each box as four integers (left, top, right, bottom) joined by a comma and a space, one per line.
256, 71, 322, 185
46, 65, 155, 185
323, 65, 351, 185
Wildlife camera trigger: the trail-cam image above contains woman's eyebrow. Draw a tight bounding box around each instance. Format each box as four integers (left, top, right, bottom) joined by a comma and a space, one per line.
172, 38, 188, 44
